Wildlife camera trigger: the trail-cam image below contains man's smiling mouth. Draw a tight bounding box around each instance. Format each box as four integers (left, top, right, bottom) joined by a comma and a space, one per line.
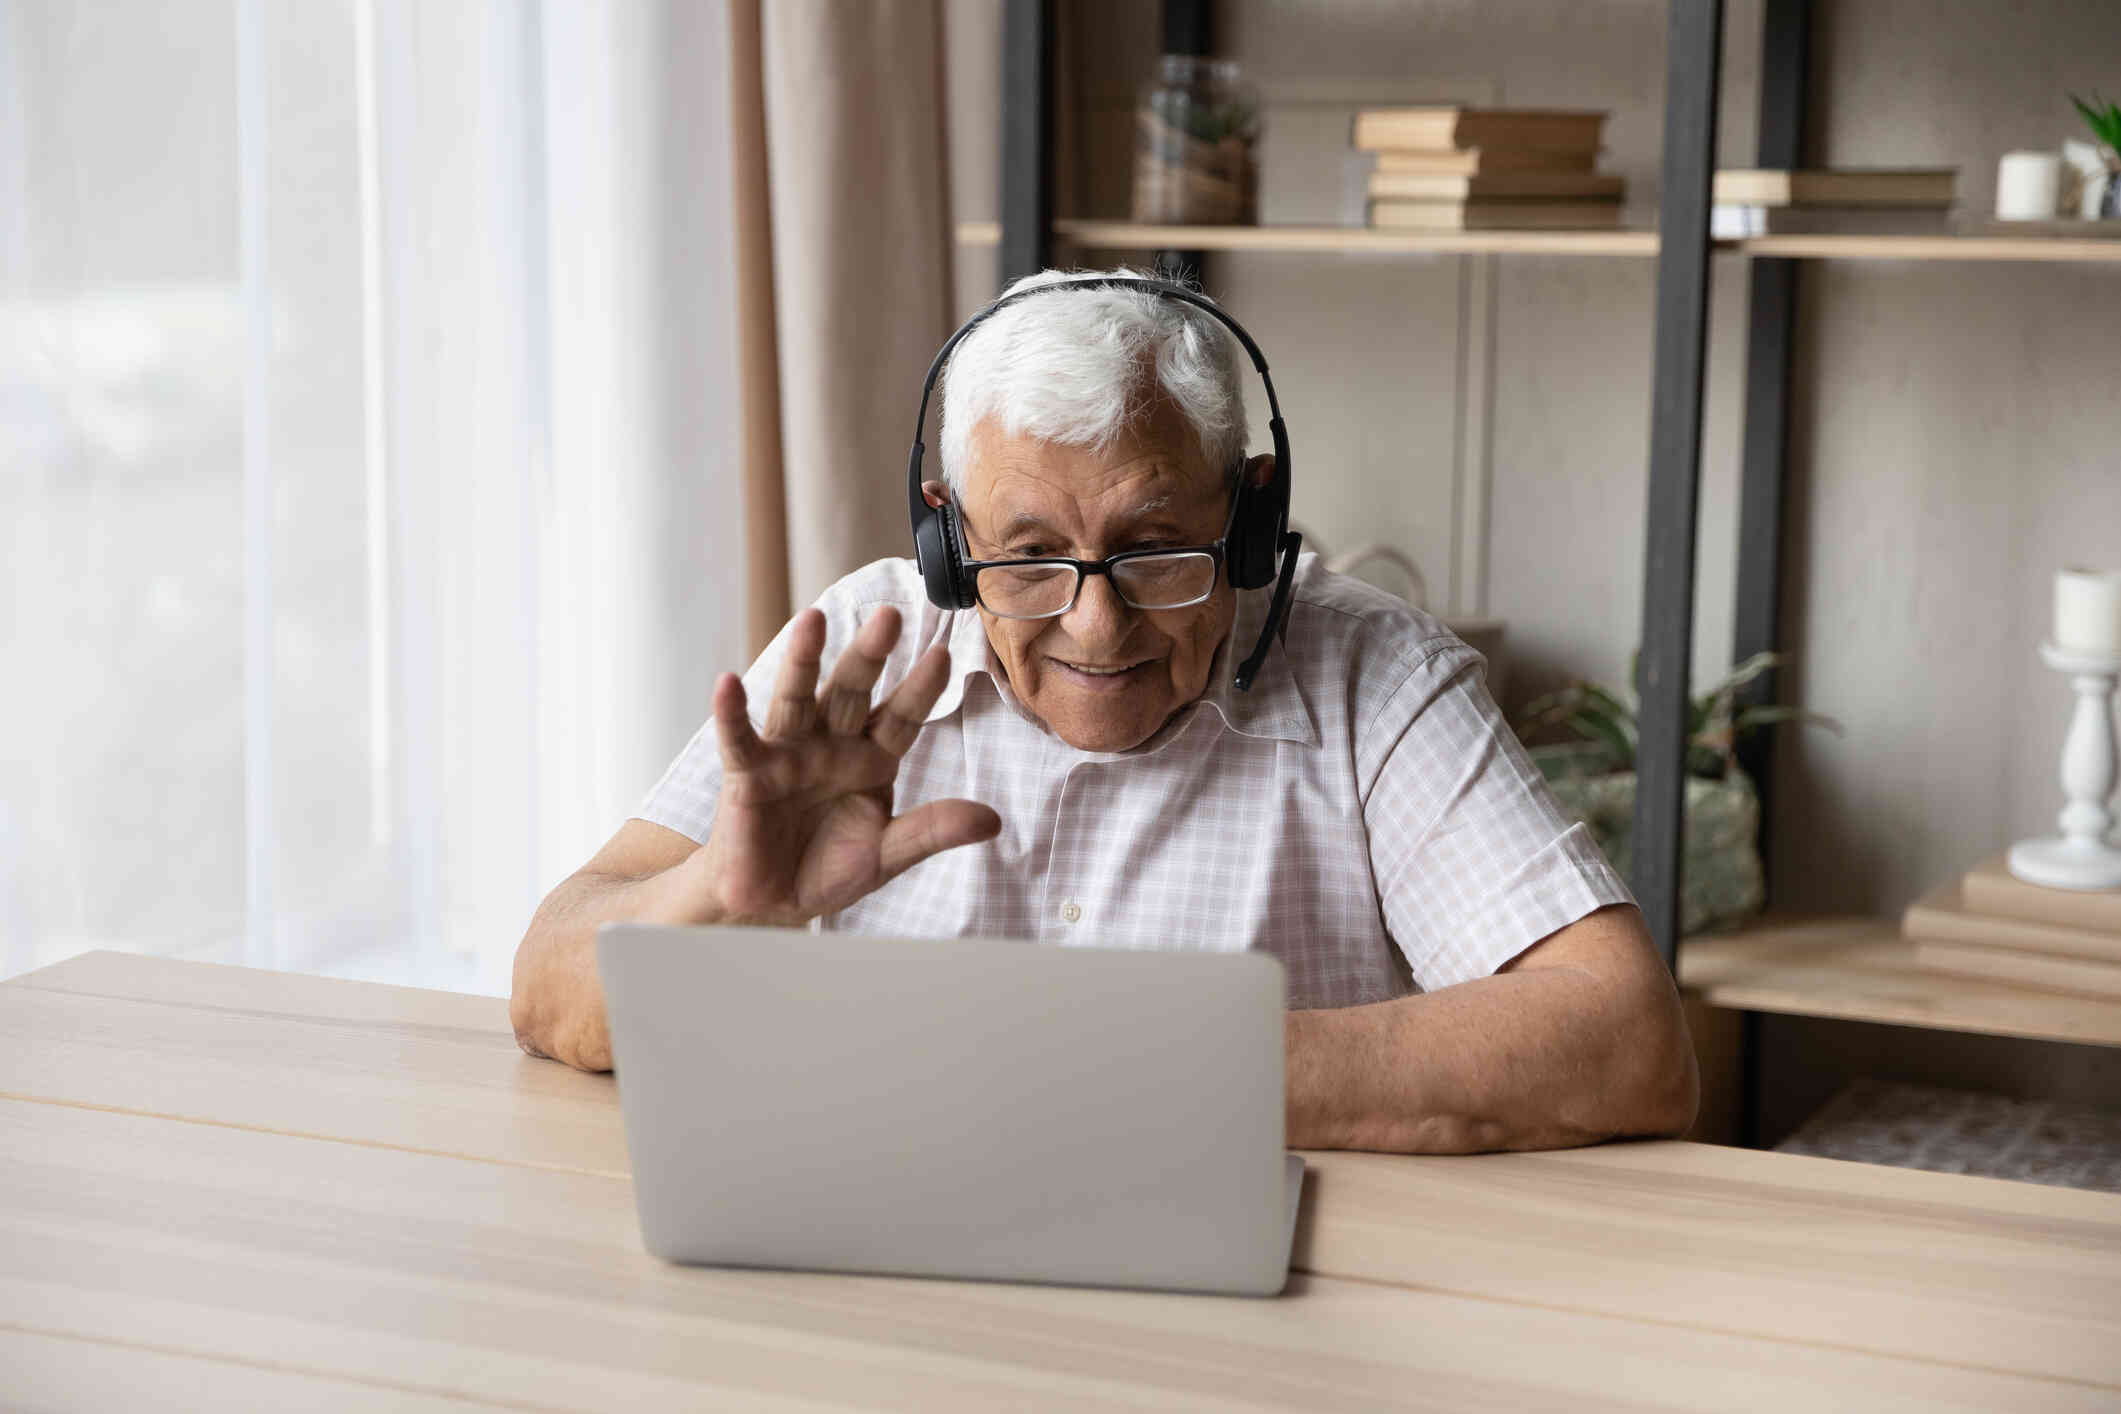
1051, 656, 1157, 678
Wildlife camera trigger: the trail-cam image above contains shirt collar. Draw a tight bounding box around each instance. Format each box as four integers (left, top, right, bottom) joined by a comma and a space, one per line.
921, 606, 996, 724
923, 584, 1317, 748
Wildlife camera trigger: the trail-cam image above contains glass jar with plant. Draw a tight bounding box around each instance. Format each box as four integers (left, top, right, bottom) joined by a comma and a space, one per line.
1132, 55, 1260, 226
2071, 93, 2121, 218
1514, 652, 1841, 935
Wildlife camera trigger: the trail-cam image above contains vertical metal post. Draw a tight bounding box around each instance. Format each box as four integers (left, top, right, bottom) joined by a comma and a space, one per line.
1152, 0, 1212, 288
1632, 0, 1725, 970
999, 0, 1052, 287
1731, 0, 1811, 896
1737, 1010, 1765, 1148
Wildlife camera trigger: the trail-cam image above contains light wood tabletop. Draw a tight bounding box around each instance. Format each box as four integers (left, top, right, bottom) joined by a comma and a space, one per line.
7, 951, 2121, 1410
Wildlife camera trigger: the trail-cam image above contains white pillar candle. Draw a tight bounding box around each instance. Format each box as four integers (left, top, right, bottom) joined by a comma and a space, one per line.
2055, 567, 2121, 656
1996, 151, 2061, 220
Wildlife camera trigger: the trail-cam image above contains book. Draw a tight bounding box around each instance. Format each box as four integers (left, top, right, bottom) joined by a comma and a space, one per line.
1961, 853, 2121, 933
1901, 882, 2121, 964
1712, 168, 1957, 207
1369, 199, 1623, 231
1711, 205, 1956, 238
1372, 147, 1599, 176
1352, 107, 1607, 155
1367, 171, 1626, 202
1912, 939, 2121, 1001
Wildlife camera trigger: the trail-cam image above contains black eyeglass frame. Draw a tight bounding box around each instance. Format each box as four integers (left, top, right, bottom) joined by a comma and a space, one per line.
955, 475, 1244, 621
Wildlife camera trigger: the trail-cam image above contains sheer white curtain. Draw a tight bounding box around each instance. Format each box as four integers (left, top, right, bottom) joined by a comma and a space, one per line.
0, 0, 745, 993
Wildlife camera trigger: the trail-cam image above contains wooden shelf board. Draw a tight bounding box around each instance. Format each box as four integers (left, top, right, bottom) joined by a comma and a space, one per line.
954, 220, 2121, 264
1730, 232, 2121, 262
1052, 219, 1660, 257
1678, 914, 2121, 1048
954, 219, 1655, 256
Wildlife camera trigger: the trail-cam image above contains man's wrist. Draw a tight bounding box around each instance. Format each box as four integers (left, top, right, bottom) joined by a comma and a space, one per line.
636, 850, 730, 928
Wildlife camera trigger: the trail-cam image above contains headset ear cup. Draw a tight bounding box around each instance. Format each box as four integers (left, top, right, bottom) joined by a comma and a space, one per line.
942, 502, 975, 608
1229, 460, 1289, 591
915, 501, 976, 610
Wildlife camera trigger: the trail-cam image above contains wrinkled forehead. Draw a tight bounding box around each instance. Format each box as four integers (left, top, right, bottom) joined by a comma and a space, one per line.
959, 405, 1227, 533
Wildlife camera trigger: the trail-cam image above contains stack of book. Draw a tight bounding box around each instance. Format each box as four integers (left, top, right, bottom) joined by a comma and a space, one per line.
1902, 856, 2121, 999
1712, 168, 1957, 237
1351, 107, 1622, 230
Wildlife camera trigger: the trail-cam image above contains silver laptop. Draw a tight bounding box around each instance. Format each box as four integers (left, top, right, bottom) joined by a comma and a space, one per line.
597, 924, 1305, 1297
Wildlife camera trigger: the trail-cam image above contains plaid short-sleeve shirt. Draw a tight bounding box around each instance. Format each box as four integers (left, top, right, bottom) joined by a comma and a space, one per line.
637, 555, 1631, 1009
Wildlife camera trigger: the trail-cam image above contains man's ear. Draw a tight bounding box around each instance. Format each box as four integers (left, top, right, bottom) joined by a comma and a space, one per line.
1243, 453, 1278, 490
921, 478, 950, 510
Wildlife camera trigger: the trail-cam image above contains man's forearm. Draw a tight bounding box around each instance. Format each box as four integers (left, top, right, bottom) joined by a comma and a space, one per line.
1284, 961, 1698, 1154
510, 864, 703, 1071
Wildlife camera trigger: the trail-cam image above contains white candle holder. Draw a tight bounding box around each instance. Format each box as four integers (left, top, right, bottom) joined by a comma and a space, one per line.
2008, 643, 2121, 891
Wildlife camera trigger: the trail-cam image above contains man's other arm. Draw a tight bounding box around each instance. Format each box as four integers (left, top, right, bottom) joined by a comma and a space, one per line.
1283, 902, 1698, 1153
508, 819, 709, 1072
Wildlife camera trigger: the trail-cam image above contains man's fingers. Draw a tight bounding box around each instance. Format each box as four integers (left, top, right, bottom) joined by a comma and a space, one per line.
877, 799, 1002, 884
763, 609, 825, 738
819, 605, 900, 735
710, 672, 769, 772
868, 642, 951, 756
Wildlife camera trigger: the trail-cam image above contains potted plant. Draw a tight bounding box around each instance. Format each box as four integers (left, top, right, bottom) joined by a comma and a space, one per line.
1514, 652, 1841, 935
2071, 93, 2121, 218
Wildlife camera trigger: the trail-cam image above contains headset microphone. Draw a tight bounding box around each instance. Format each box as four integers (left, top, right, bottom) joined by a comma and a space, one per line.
906, 276, 1300, 693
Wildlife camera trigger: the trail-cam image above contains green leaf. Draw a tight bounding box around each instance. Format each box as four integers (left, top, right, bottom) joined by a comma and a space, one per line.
1686, 742, 1730, 778
2074, 92, 2121, 149
1566, 704, 1637, 768
1733, 704, 1844, 736
1690, 687, 1728, 737
1709, 650, 1786, 698
1515, 684, 1587, 736
1575, 682, 1639, 745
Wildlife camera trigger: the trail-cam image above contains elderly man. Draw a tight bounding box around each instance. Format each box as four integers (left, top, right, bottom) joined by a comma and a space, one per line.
510, 269, 1698, 1154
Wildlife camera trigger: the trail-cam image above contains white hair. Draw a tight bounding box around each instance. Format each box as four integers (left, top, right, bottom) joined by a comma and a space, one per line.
937, 266, 1248, 495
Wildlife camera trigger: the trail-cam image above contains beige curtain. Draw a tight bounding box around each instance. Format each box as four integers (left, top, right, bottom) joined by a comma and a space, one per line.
729, 0, 958, 654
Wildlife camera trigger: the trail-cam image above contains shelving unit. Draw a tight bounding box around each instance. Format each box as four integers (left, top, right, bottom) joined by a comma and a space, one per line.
992, 2, 2120, 1084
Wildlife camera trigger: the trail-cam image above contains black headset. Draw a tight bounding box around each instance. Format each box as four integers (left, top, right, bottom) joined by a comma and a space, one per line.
905, 275, 1302, 692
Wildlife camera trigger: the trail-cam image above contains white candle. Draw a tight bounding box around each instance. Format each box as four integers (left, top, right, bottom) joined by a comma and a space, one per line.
2055, 568, 2121, 656
1996, 151, 2061, 220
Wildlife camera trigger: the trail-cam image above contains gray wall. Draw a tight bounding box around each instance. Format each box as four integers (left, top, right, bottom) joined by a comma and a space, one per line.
945, 0, 2121, 931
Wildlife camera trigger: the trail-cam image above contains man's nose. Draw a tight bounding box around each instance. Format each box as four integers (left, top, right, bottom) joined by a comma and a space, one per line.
1062, 570, 1135, 646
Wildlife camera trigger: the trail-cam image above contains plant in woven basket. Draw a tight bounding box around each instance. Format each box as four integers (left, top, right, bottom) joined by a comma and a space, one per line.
1514, 650, 1841, 780
1513, 653, 1840, 935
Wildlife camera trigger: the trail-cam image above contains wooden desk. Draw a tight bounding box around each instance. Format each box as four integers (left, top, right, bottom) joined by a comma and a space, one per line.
7, 951, 2121, 1409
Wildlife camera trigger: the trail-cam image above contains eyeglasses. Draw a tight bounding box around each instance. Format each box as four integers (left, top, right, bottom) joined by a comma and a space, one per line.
961, 491, 1238, 621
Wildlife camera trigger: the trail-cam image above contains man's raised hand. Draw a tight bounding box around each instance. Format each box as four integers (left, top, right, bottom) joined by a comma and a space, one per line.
660, 606, 1000, 928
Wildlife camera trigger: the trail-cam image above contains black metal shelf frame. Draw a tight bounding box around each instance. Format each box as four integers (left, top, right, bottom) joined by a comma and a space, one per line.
997, 0, 1816, 974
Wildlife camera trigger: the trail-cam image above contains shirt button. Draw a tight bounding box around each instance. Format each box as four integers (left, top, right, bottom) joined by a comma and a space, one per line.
1060, 900, 1082, 924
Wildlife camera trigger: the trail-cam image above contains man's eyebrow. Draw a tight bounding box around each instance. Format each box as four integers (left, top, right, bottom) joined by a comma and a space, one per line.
991, 496, 1181, 545
992, 511, 1060, 543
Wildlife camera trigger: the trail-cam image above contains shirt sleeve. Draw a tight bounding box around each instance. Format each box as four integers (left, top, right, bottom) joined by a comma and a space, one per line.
1361, 643, 1634, 992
